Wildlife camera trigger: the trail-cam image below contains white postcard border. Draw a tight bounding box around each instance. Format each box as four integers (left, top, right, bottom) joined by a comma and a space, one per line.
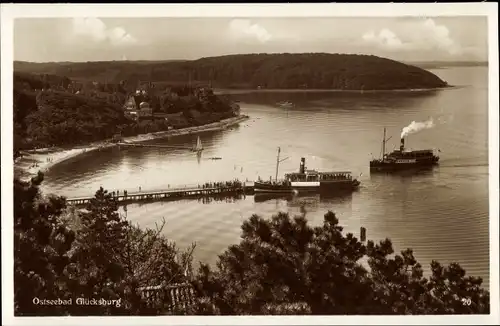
1, 3, 498, 325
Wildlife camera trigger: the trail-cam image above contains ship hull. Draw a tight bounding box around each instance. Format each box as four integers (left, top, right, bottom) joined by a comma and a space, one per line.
254, 191, 354, 203
254, 180, 360, 194
253, 182, 293, 193
370, 158, 439, 172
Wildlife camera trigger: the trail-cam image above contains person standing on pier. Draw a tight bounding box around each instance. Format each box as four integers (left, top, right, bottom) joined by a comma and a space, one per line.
139, 186, 141, 192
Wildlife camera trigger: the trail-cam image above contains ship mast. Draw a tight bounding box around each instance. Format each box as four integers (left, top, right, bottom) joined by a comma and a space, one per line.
380, 127, 392, 159
275, 147, 289, 182
382, 127, 386, 158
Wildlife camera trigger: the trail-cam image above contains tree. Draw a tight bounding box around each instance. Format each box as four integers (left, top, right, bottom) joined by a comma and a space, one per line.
63, 187, 194, 315
14, 72, 236, 151
190, 211, 490, 315
366, 241, 490, 314
62, 188, 132, 315
14, 175, 194, 316
14, 172, 76, 315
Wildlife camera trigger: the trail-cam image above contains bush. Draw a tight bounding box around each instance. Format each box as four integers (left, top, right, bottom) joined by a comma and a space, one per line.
14, 173, 193, 316
190, 211, 489, 315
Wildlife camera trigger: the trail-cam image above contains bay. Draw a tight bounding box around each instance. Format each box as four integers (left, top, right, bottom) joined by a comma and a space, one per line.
42, 66, 490, 288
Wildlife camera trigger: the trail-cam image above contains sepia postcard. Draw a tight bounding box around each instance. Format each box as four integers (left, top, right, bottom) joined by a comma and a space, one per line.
1, 3, 499, 326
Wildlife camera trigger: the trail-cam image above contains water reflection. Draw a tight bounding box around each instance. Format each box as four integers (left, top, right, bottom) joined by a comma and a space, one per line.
369, 166, 438, 178
253, 191, 354, 204
44, 129, 228, 191
226, 89, 444, 111
125, 193, 247, 210
44, 146, 124, 181
287, 193, 353, 212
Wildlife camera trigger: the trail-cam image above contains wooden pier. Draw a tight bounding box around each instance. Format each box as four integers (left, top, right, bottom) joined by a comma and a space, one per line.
117, 142, 197, 151
66, 183, 255, 206
117, 135, 204, 152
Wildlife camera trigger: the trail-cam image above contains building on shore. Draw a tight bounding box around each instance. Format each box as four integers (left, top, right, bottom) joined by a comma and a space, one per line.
124, 95, 137, 111
112, 133, 123, 143
231, 103, 241, 115
123, 91, 154, 120
137, 102, 153, 118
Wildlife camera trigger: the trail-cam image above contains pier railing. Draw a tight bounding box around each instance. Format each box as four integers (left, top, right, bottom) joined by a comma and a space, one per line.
65, 181, 255, 206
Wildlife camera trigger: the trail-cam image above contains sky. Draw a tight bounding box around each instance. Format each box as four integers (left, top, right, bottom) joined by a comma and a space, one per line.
14, 16, 488, 63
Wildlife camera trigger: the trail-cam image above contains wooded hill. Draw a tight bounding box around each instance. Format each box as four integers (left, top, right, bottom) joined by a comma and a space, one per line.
13, 72, 236, 153
14, 53, 449, 90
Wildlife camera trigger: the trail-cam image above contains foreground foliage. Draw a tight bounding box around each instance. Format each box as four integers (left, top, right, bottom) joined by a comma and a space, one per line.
14, 173, 191, 315
14, 174, 489, 315
190, 212, 490, 315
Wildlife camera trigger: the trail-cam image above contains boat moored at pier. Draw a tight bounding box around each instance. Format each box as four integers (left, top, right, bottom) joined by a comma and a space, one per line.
254, 148, 360, 194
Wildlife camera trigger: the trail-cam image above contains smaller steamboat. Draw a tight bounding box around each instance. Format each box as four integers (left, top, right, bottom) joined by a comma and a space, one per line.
254, 148, 360, 194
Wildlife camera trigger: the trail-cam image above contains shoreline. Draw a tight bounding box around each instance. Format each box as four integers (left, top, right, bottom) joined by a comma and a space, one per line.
14, 114, 249, 182
214, 85, 457, 95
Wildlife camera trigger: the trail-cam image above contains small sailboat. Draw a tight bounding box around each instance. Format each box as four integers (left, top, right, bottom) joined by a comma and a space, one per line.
193, 136, 203, 152
277, 101, 294, 108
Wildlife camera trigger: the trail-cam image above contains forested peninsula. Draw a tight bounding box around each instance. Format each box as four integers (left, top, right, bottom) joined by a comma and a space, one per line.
13, 71, 239, 155
15, 53, 449, 91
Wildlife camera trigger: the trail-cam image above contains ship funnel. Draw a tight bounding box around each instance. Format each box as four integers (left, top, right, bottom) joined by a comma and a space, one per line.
299, 158, 306, 174
400, 137, 405, 151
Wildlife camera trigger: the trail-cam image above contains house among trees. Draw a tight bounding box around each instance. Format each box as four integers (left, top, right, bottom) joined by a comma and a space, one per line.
123, 95, 137, 111
137, 101, 153, 118
111, 133, 122, 143
123, 91, 153, 120
231, 103, 241, 116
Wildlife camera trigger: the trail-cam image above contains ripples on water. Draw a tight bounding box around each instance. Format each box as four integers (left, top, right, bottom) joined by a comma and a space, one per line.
43, 67, 490, 288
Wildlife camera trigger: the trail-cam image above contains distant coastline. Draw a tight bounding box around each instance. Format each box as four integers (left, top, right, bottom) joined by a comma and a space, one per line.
409, 61, 488, 70
214, 85, 459, 95
14, 53, 451, 91
14, 114, 249, 182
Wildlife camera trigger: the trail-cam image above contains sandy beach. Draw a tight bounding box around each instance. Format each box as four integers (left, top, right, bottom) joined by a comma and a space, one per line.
14, 115, 249, 182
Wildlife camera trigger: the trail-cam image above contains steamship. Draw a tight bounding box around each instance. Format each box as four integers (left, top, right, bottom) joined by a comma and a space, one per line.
254, 147, 361, 193
370, 128, 440, 172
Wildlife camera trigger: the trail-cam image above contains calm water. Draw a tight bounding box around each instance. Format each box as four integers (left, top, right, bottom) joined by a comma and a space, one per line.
43, 67, 490, 287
